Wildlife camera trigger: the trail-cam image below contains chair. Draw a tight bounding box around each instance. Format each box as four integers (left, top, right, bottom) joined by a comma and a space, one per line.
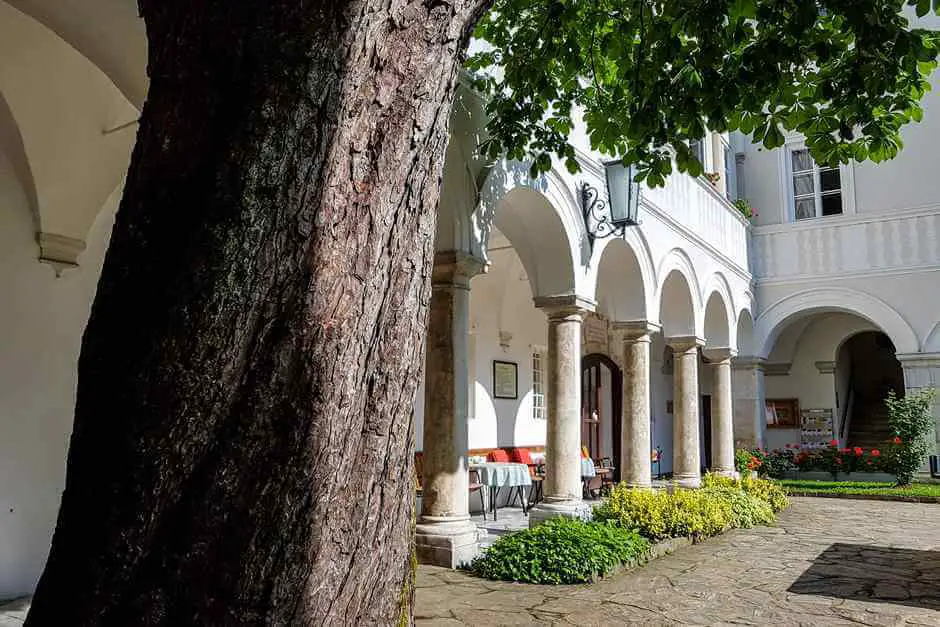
597, 457, 616, 495
507, 448, 543, 510
486, 448, 511, 463
414, 452, 424, 497
469, 468, 487, 520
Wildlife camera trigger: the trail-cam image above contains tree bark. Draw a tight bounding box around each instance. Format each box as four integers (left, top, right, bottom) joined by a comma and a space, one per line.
26, 1, 488, 624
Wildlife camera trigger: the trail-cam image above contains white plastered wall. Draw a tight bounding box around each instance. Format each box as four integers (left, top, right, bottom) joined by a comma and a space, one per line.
0, 150, 118, 599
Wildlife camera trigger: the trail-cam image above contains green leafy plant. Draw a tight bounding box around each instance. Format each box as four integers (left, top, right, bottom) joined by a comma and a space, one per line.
702, 472, 790, 513
701, 487, 775, 528
594, 484, 733, 541
884, 387, 937, 485
733, 198, 756, 220
469, 518, 650, 584
734, 448, 755, 474
467, 0, 940, 184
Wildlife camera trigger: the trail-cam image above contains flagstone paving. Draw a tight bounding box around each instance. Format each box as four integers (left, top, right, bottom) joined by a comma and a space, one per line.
416, 497, 940, 626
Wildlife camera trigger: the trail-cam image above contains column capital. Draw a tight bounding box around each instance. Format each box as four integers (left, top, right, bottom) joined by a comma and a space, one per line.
896, 352, 940, 368
666, 335, 705, 353
613, 320, 661, 342
432, 251, 487, 288
815, 360, 836, 375
533, 294, 596, 320
702, 347, 736, 363
731, 355, 766, 371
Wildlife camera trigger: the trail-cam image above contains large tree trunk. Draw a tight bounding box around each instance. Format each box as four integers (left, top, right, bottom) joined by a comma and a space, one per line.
26, 1, 488, 624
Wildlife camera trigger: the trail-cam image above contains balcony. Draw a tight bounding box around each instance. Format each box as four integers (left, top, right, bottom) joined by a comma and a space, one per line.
751, 206, 940, 283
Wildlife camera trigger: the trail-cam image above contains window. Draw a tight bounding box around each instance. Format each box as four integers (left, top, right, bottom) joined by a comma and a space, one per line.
531, 350, 546, 420
689, 138, 706, 167
720, 137, 736, 200
790, 148, 842, 220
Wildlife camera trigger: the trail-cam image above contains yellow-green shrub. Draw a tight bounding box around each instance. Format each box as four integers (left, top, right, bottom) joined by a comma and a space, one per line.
594, 486, 732, 541
701, 473, 791, 513
700, 487, 775, 528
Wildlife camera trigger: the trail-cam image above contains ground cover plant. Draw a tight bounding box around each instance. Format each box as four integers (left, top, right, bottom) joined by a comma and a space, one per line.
469, 518, 650, 584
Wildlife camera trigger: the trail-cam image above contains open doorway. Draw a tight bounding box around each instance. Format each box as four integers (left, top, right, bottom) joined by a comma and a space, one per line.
839, 332, 904, 448
581, 353, 623, 482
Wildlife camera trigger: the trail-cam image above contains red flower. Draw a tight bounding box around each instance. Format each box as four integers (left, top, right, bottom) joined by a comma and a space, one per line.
829, 439, 839, 447
871, 449, 880, 457
866, 460, 873, 465
893, 436, 902, 445
853, 447, 863, 456
835, 457, 843, 465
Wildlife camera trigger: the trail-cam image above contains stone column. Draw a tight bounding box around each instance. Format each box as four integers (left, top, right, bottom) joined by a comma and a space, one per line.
731, 356, 767, 449
669, 336, 704, 488
613, 321, 660, 488
704, 347, 736, 477
897, 353, 940, 470
415, 251, 485, 568
529, 295, 595, 525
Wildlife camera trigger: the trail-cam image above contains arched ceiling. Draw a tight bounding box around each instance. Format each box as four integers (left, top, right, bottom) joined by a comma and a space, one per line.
3, 0, 147, 108
0, 1, 137, 270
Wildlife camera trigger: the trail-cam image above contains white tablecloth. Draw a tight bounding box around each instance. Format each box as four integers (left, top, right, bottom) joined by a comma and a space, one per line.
581, 458, 596, 478
470, 462, 532, 487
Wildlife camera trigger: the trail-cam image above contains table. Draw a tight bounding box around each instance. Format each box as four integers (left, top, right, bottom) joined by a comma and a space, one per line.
470, 462, 532, 519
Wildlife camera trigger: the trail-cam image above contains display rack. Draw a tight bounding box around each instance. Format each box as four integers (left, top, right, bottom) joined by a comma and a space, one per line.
800, 408, 834, 449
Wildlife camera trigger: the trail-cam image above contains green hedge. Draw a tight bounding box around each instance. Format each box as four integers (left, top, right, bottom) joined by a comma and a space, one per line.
593, 474, 788, 542
469, 518, 650, 584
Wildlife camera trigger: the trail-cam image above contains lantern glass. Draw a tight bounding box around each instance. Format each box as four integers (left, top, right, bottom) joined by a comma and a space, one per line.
604, 161, 639, 226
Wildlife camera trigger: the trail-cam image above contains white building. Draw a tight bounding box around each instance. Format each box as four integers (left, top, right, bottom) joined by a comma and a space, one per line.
1, 1, 938, 594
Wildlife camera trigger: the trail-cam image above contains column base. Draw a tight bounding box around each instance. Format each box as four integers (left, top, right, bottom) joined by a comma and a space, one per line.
674, 474, 701, 489
710, 467, 736, 479
528, 500, 592, 527
415, 517, 481, 568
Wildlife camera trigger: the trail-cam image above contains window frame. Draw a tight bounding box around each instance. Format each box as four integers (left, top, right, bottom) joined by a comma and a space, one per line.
778, 138, 855, 223
531, 347, 546, 420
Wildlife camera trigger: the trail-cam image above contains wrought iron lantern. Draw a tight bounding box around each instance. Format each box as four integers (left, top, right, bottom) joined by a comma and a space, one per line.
580, 160, 640, 248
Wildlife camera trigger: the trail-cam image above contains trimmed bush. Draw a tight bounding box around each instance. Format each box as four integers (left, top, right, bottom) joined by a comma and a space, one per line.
469, 518, 650, 584
702, 472, 790, 513
701, 486, 775, 528
885, 388, 937, 486
594, 485, 732, 541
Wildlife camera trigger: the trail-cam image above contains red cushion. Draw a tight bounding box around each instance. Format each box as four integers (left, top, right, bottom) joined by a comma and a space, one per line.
510, 447, 533, 465
487, 448, 511, 462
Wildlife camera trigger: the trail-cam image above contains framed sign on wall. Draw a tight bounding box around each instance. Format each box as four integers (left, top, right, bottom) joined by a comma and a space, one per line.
493, 360, 518, 399
765, 398, 799, 428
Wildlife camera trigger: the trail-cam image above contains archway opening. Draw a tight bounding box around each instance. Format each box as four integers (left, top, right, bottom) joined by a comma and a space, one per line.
839, 332, 905, 448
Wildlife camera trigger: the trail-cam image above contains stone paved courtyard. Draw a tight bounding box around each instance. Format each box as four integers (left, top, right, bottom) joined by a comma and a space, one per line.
416, 497, 940, 626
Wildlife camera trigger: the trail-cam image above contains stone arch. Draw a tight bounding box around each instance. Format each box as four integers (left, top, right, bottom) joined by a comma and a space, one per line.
924, 321, 940, 353
702, 273, 735, 349
703, 292, 732, 350
736, 309, 756, 356
655, 249, 702, 337
756, 287, 919, 358
590, 233, 655, 323
474, 160, 583, 297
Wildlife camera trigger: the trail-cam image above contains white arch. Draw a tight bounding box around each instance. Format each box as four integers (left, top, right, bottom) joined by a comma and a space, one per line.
654, 248, 703, 337
924, 322, 940, 353
736, 308, 756, 355
702, 272, 735, 349
473, 160, 585, 298
755, 287, 920, 358
588, 229, 656, 323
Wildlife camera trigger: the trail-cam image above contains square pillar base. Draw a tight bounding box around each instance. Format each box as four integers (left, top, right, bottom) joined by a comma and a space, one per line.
528, 500, 592, 528
415, 519, 481, 568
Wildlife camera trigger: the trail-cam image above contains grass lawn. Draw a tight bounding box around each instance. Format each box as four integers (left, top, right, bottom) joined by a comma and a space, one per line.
776, 479, 940, 499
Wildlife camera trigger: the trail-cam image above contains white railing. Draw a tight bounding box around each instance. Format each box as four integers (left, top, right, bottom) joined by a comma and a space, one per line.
751, 205, 940, 281
642, 174, 750, 273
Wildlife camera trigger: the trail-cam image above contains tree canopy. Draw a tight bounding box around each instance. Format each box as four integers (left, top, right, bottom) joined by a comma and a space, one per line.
467, 0, 940, 184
